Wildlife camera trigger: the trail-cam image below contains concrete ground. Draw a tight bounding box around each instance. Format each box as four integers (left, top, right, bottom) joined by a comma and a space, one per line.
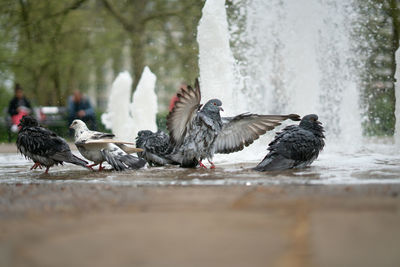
0, 143, 400, 267
0, 183, 399, 267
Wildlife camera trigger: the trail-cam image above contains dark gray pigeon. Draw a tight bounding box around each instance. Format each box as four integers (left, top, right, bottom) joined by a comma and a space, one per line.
16, 115, 89, 174
166, 79, 301, 168
136, 130, 176, 166
254, 114, 325, 171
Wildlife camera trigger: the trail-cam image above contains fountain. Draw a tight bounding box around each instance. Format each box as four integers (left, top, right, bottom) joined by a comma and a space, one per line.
197, 0, 239, 116
198, 0, 364, 154
101, 67, 158, 141
129, 66, 158, 139
2, 0, 400, 189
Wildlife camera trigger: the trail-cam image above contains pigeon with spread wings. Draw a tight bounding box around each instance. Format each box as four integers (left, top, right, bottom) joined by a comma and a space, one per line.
17, 115, 89, 174
70, 120, 145, 171
165, 79, 300, 168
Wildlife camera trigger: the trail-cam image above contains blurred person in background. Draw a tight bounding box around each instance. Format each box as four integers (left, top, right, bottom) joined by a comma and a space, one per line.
67, 90, 97, 131
8, 83, 32, 133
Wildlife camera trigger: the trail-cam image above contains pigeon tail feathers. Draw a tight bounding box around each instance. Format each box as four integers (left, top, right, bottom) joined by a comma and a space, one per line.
253, 154, 295, 171
67, 154, 89, 168
118, 155, 146, 169
101, 149, 146, 171
101, 149, 126, 171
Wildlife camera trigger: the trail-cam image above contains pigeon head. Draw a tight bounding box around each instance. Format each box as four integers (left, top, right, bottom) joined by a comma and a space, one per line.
202, 99, 223, 115
137, 130, 153, 138
299, 114, 324, 136
136, 130, 154, 148
18, 115, 39, 128
69, 119, 88, 131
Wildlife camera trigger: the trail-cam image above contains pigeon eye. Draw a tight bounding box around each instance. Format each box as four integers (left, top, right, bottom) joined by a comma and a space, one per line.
213, 102, 216, 106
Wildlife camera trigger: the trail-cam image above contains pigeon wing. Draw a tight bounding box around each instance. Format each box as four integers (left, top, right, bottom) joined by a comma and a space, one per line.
101, 144, 146, 171
88, 131, 115, 140
213, 113, 300, 154
166, 79, 202, 145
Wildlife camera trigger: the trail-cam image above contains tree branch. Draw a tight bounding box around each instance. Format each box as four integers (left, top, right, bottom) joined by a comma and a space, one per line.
101, 0, 134, 32
47, 0, 89, 19
142, 2, 196, 25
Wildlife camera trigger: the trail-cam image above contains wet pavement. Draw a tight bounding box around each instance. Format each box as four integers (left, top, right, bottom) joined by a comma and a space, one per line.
1, 142, 400, 266
2, 139, 400, 186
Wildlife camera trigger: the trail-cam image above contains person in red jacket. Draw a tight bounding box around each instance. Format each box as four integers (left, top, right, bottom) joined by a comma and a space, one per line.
8, 83, 32, 132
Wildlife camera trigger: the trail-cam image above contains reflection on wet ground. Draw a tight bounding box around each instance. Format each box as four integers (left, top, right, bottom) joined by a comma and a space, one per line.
1, 142, 400, 186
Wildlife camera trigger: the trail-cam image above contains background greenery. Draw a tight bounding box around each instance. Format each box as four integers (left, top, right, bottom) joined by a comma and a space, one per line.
0, 0, 399, 142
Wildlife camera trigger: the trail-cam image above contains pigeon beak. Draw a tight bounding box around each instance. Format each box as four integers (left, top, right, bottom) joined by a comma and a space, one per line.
69, 124, 73, 129
219, 107, 224, 112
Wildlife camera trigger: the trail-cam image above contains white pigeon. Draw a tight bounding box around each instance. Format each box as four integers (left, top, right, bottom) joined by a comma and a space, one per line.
69, 120, 145, 171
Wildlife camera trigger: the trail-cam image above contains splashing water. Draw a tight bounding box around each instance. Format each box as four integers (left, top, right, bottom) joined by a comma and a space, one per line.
195, 0, 400, 179
198, 0, 364, 150
229, 0, 363, 147
3, 0, 400, 186
101, 67, 158, 141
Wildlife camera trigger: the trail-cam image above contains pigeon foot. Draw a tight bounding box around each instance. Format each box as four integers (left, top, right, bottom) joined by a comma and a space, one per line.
30, 162, 42, 170
86, 165, 95, 171
44, 166, 50, 174
208, 160, 216, 169
199, 161, 207, 169
98, 163, 105, 171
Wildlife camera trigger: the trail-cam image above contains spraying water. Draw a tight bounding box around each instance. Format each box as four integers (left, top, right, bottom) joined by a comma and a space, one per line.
101, 71, 133, 141
198, 0, 363, 150
129, 66, 158, 139
101, 67, 158, 141
197, 0, 239, 116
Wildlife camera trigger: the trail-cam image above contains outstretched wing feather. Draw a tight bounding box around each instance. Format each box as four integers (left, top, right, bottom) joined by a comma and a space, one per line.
166, 79, 202, 145
214, 113, 300, 154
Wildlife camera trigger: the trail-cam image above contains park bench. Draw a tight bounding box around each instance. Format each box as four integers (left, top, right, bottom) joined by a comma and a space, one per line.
1, 106, 67, 142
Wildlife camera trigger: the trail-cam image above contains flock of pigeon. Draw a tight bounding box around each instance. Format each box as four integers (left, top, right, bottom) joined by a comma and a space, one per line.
16, 79, 325, 174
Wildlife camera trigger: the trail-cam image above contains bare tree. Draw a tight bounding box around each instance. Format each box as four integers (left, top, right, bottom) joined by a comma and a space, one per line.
100, 0, 202, 90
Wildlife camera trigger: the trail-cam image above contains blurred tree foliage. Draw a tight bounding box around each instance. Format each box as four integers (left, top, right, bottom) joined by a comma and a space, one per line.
354, 0, 400, 136
0, 0, 203, 112
1, 0, 400, 137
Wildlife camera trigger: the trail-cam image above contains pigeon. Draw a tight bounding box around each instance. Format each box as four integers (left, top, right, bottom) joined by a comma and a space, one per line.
254, 114, 325, 171
69, 120, 146, 171
136, 130, 176, 166
164, 79, 300, 168
16, 115, 89, 174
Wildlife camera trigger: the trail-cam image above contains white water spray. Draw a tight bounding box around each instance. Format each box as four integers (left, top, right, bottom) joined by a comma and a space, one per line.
198, 0, 363, 152
101, 71, 133, 141
101, 67, 158, 141
197, 0, 241, 116
130, 66, 158, 139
